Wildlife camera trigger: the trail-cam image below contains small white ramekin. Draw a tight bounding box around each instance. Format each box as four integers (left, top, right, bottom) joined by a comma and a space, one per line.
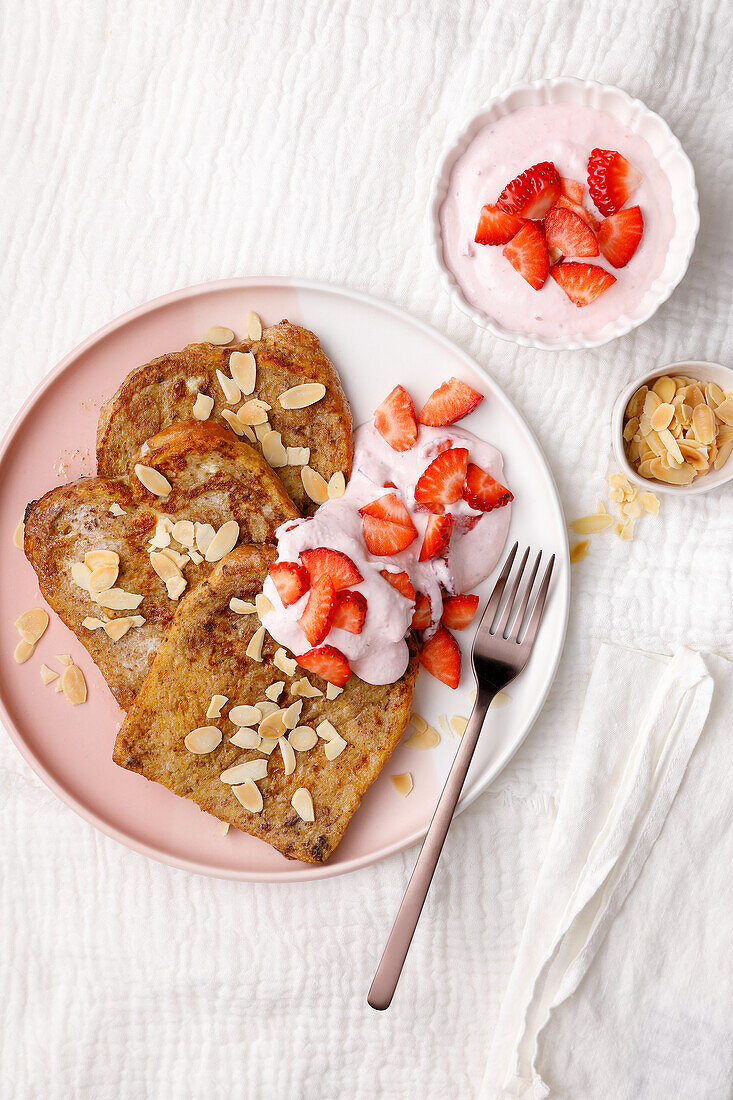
429, 77, 699, 351
612, 361, 733, 496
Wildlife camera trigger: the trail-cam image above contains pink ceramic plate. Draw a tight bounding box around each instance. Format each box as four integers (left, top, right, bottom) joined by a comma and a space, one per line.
0, 279, 569, 881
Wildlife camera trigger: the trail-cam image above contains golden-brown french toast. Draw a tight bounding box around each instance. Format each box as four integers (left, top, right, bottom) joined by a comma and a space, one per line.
96, 321, 353, 514
113, 545, 419, 862
24, 422, 299, 710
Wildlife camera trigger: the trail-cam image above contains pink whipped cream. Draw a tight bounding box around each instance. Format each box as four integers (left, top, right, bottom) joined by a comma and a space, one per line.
440, 103, 675, 338
261, 422, 511, 685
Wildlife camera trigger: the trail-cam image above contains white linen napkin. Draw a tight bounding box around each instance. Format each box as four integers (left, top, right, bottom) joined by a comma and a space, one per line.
481, 643, 733, 1100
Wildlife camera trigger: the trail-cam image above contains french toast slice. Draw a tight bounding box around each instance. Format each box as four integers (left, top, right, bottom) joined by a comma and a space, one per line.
96, 320, 353, 514
113, 545, 419, 863
24, 421, 299, 710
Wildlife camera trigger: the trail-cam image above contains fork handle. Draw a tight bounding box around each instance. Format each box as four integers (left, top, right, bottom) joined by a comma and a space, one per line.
367, 692, 493, 1010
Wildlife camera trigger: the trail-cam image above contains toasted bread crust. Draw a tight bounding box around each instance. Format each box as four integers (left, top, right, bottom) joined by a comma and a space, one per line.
113, 546, 419, 862
96, 321, 353, 514
24, 422, 299, 710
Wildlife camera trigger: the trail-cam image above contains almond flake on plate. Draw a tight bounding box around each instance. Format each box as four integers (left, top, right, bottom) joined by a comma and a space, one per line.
265, 681, 285, 702
216, 369, 241, 405
109, 503, 126, 516
134, 464, 171, 497
570, 539, 590, 564
570, 514, 613, 534
301, 466, 329, 504
259, 709, 287, 738
195, 523, 215, 554
13, 638, 35, 664
256, 700, 279, 718
94, 588, 143, 611
291, 787, 314, 822
246, 624, 266, 662
205, 326, 235, 345
150, 551, 181, 583
220, 759, 268, 784
255, 593, 273, 618
274, 648, 297, 677
326, 683, 343, 701
221, 408, 245, 435
12, 518, 24, 549
324, 733, 347, 760
192, 392, 214, 420
230, 597, 256, 614
391, 773, 413, 797
282, 699, 303, 729
61, 665, 87, 705
237, 400, 269, 426
288, 726, 317, 751
291, 676, 322, 698
184, 725, 222, 754
40, 664, 58, 685
14, 608, 49, 645
286, 446, 310, 466
229, 728, 261, 749
205, 520, 240, 563
206, 694, 228, 719
316, 719, 338, 741
245, 311, 262, 341
228, 704, 261, 727
229, 351, 256, 394
254, 419, 271, 441
404, 725, 440, 749
262, 430, 288, 468
327, 472, 346, 499
450, 715, 468, 738
57, 654, 73, 666
278, 382, 326, 409
278, 736, 296, 776
71, 561, 93, 592
258, 736, 279, 756
103, 618, 132, 641
166, 576, 187, 600
232, 778, 263, 813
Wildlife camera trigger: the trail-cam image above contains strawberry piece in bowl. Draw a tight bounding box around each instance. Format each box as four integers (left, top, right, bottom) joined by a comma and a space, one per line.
497, 161, 561, 220
269, 561, 309, 607
414, 447, 469, 513
475, 203, 525, 245
297, 645, 351, 687
597, 206, 644, 268
441, 593, 479, 630
374, 385, 417, 452
417, 377, 483, 426
463, 463, 513, 512
300, 547, 363, 591
359, 493, 418, 555
298, 573, 335, 646
332, 590, 367, 634
411, 592, 432, 630
559, 177, 584, 204
419, 625, 461, 689
587, 148, 642, 217
550, 261, 617, 307
502, 222, 549, 290
551, 194, 600, 234
419, 514, 453, 562
544, 205, 599, 259
380, 569, 415, 601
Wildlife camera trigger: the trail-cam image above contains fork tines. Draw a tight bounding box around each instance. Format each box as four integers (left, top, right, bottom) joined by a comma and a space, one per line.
484, 542, 555, 646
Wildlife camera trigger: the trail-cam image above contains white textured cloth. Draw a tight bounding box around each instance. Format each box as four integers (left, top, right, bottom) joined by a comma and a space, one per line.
481, 644, 733, 1098
0, 2, 731, 1098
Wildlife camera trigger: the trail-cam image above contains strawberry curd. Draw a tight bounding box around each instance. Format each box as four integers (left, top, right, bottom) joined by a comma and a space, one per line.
261, 422, 511, 685
440, 103, 675, 338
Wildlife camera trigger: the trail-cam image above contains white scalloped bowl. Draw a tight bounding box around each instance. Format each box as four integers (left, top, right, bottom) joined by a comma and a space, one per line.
429, 78, 699, 351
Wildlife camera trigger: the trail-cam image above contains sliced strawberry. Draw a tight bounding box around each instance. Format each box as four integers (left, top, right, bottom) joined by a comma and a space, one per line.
300, 547, 362, 591
587, 148, 642, 217
417, 378, 483, 426
268, 561, 309, 607
359, 493, 417, 555
414, 448, 469, 513
550, 261, 617, 307
502, 222, 549, 290
411, 592, 432, 630
552, 194, 600, 234
544, 205, 599, 258
559, 177, 584, 203
297, 644, 351, 687
298, 573, 335, 646
332, 590, 367, 634
419, 514, 453, 562
597, 206, 644, 268
474, 203, 525, 245
463, 463, 513, 512
548, 246, 563, 265
441, 594, 479, 630
373, 385, 417, 452
497, 161, 561, 220
419, 625, 461, 689
380, 569, 415, 600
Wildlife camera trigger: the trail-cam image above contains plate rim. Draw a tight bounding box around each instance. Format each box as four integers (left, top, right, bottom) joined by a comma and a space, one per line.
0, 276, 570, 882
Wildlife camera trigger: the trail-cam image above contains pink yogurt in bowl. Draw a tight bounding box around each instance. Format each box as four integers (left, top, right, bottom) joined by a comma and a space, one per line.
430, 79, 698, 351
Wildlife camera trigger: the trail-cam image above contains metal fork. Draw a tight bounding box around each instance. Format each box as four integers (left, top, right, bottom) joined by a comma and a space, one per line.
367, 542, 555, 1010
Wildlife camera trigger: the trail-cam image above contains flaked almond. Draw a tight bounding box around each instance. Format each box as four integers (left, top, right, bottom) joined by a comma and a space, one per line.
256, 700, 279, 718
265, 681, 285, 701
254, 419, 271, 441
13, 638, 35, 664
714, 439, 733, 469
216, 369, 241, 405
705, 381, 725, 407
326, 683, 343, 701
131, 616, 146, 627
15, 608, 49, 645
221, 408, 245, 435
206, 694, 228, 719
134, 464, 172, 497
288, 726, 317, 751
262, 430, 288, 468
94, 588, 143, 610
316, 719, 338, 741
229, 351, 256, 394
195, 522, 215, 554
255, 593, 273, 618
282, 699, 303, 729
438, 714, 451, 738
71, 561, 93, 592
301, 466, 329, 504
171, 520, 195, 548
258, 736, 279, 756
658, 429, 683, 464
286, 446, 310, 466
278, 382, 326, 410
221, 759, 268, 784
103, 618, 132, 641
615, 519, 634, 541
237, 400, 269, 426
220, 822, 230, 836
405, 725, 440, 749
89, 564, 119, 594
229, 704, 261, 727
679, 442, 709, 472
12, 517, 24, 549
328, 471, 346, 499
166, 576, 187, 600
569, 514, 613, 534
278, 736, 296, 776
245, 310, 262, 341
274, 648, 297, 677
61, 665, 87, 705
150, 551, 181, 584
40, 663, 58, 685
410, 713, 428, 734
650, 403, 674, 431
450, 716, 468, 738
230, 597, 256, 614
291, 676, 322, 698
205, 520, 239, 563
324, 733, 347, 760
205, 325, 234, 345
490, 691, 512, 709
391, 773, 413, 797
639, 492, 660, 515
570, 539, 590, 564
160, 547, 188, 568
82, 616, 106, 630
626, 385, 648, 419
57, 654, 73, 666
259, 708, 287, 738
246, 624, 266, 662
192, 392, 214, 420
232, 778, 263, 813
643, 390, 662, 416
692, 403, 715, 445
650, 459, 696, 485
229, 728, 261, 749
621, 498, 643, 519
291, 787, 314, 822
241, 425, 257, 443
185, 725, 222, 754
652, 376, 676, 403
84, 549, 119, 570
